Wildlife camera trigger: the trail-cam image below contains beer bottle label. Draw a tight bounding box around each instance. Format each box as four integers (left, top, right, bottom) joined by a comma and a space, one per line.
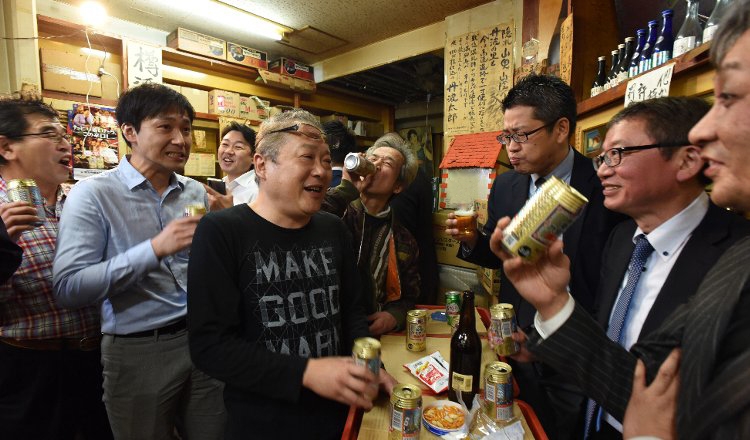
451, 372, 474, 392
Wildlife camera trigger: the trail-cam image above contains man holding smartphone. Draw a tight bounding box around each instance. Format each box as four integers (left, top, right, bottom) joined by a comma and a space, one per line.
205, 121, 257, 210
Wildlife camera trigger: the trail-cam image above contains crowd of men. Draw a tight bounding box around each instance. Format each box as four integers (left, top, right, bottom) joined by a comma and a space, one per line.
1, 1, 750, 438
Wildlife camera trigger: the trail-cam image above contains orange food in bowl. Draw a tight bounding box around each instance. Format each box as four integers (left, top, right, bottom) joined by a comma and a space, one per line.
423, 404, 465, 430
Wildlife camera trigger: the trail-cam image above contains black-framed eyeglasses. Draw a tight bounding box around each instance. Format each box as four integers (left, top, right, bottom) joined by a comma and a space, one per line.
496, 121, 555, 145
13, 130, 69, 145
592, 142, 688, 169
267, 124, 326, 143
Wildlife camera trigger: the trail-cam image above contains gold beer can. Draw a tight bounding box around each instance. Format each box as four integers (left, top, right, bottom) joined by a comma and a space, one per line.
389, 383, 422, 439
352, 337, 381, 378
7, 179, 45, 226
406, 310, 427, 352
501, 176, 588, 262
484, 361, 514, 422
489, 303, 520, 356
183, 203, 207, 217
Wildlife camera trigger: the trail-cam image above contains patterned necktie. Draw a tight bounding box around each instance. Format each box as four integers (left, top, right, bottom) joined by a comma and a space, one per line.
584, 234, 654, 438
534, 176, 546, 192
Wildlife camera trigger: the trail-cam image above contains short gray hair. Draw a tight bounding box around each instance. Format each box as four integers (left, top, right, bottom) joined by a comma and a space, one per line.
255, 109, 324, 163
711, 0, 750, 66
367, 132, 418, 188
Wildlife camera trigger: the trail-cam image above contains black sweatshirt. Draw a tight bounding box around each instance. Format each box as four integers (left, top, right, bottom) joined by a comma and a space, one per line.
187, 205, 370, 439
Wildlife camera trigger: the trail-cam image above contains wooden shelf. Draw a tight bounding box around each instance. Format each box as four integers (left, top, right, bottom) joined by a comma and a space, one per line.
577, 43, 712, 117
42, 90, 118, 108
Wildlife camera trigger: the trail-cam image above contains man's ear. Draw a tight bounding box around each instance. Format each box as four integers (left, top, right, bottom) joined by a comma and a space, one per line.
253, 153, 267, 181
555, 117, 571, 143
0, 135, 16, 162
675, 145, 704, 182
392, 181, 404, 195
120, 123, 138, 145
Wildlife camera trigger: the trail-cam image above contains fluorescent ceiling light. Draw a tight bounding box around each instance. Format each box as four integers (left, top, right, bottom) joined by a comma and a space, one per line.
214, 0, 291, 40
79, 1, 107, 26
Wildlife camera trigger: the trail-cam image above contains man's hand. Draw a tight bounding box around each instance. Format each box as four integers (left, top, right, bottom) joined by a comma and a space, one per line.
150, 215, 202, 259
341, 156, 373, 194
623, 349, 681, 440
367, 311, 397, 336
302, 357, 379, 410
444, 212, 478, 248
203, 184, 234, 211
489, 217, 571, 320
507, 328, 537, 363
0, 201, 41, 241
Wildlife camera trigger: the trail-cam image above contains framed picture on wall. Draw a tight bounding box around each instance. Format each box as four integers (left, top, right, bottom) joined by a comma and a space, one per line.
583, 125, 606, 157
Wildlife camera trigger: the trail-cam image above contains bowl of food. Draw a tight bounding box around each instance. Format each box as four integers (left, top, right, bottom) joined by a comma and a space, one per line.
422, 400, 467, 435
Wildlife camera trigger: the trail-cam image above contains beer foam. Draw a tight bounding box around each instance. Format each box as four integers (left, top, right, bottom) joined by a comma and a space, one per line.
454, 209, 474, 216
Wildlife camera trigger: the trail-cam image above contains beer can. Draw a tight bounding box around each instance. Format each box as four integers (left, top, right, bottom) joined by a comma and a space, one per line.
445, 291, 462, 332
489, 303, 520, 356
183, 204, 207, 217
7, 179, 45, 226
484, 361, 514, 422
344, 152, 376, 175
501, 176, 588, 262
353, 337, 381, 378
406, 310, 427, 352
389, 383, 422, 439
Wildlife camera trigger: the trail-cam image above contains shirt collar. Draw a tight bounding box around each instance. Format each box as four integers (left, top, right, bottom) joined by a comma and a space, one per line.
118, 155, 182, 192
634, 192, 710, 262
531, 147, 574, 185
224, 170, 255, 190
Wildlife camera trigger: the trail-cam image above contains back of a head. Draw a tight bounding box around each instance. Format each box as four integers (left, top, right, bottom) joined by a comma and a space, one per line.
322, 120, 356, 165
368, 132, 418, 189
116, 83, 195, 146
710, 0, 750, 66
0, 98, 59, 166
255, 109, 323, 163
502, 74, 578, 134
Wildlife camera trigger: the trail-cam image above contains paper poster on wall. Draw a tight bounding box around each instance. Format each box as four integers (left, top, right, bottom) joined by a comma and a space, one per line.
126, 40, 163, 87
444, 22, 514, 136
399, 126, 434, 177
625, 63, 674, 106
184, 153, 216, 177
67, 103, 120, 180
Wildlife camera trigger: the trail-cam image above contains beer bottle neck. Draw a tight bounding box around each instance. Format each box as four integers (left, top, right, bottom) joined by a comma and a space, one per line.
458, 291, 476, 330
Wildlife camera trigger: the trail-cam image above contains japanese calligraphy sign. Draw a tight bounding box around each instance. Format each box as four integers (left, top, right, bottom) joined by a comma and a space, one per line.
126, 40, 162, 87
625, 63, 674, 107
444, 22, 514, 136
559, 14, 573, 85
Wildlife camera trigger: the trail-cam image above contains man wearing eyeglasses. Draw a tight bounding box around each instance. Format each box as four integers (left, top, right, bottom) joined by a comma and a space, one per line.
446, 74, 624, 439
322, 133, 420, 336
204, 121, 258, 210
187, 109, 396, 439
0, 99, 111, 438
53, 84, 225, 439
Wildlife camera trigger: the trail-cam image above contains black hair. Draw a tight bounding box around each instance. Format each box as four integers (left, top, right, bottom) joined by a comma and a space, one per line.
221, 121, 256, 150
322, 120, 357, 164
0, 98, 60, 165
115, 83, 195, 147
502, 74, 578, 134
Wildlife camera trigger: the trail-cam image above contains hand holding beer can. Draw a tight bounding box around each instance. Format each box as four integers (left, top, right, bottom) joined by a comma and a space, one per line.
344, 152, 376, 176
183, 204, 207, 217
7, 179, 45, 226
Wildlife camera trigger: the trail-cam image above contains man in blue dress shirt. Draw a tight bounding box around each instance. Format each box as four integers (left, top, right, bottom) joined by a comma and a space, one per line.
53, 83, 225, 439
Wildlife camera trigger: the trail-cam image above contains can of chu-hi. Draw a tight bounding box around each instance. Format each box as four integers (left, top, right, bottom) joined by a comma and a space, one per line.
352, 337, 381, 378
489, 303, 520, 356
406, 309, 427, 352
7, 179, 45, 226
389, 383, 422, 439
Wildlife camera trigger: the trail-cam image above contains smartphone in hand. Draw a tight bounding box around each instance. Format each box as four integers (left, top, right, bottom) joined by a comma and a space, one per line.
207, 178, 227, 195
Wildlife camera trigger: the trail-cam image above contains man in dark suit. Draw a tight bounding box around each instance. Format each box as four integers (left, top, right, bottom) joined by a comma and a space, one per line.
488, 3, 750, 437
446, 74, 624, 439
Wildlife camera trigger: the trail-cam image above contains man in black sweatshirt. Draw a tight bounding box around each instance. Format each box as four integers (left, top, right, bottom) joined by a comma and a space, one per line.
187, 109, 396, 439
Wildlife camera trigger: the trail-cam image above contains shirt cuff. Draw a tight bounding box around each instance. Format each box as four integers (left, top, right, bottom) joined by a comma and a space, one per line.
533, 293, 575, 339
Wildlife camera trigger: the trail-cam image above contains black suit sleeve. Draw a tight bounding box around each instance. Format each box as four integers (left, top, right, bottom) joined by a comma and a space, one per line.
0, 218, 22, 283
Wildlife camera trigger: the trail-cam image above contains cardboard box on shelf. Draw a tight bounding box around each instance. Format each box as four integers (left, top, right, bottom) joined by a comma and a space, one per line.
269, 57, 314, 81
226, 42, 268, 70
362, 121, 384, 138
40, 48, 102, 97
239, 96, 261, 121
166, 28, 226, 61
477, 267, 501, 297
181, 86, 208, 114
291, 77, 316, 92
433, 209, 478, 270
208, 89, 240, 117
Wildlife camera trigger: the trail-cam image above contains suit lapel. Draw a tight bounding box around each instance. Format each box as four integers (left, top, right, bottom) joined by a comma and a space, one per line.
596, 222, 636, 328
564, 151, 597, 267
510, 172, 530, 212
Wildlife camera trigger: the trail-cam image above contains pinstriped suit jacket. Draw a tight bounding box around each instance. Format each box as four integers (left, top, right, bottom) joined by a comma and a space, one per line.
528, 236, 750, 440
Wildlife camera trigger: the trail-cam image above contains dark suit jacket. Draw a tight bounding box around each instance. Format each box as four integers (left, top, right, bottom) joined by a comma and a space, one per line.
461, 149, 624, 328
528, 231, 750, 440
594, 202, 750, 340
0, 217, 22, 283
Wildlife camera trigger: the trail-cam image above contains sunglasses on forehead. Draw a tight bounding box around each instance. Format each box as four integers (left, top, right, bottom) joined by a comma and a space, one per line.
266, 124, 327, 143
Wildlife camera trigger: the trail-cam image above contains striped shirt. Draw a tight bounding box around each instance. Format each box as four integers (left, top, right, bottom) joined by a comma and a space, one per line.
0, 179, 99, 339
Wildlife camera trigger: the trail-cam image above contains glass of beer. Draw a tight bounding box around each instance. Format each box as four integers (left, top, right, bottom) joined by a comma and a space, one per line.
453, 207, 476, 239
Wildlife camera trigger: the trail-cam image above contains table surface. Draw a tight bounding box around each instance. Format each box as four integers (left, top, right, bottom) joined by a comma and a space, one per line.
390, 306, 487, 337
357, 333, 535, 439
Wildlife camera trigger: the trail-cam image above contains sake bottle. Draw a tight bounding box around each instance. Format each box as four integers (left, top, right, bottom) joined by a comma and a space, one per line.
673, 0, 704, 57
704, 0, 733, 43
652, 9, 675, 67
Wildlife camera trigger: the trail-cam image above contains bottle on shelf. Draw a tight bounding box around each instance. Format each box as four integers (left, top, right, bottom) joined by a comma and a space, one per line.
608, 44, 624, 88
591, 56, 607, 97
639, 20, 659, 74
629, 29, 647, 77
674, 0, 704, 57
704, 0, 733, 43
618, 37, 636, 83
448, 290, 482, 409
605, 49, 619, 90
652, 9, 675, 67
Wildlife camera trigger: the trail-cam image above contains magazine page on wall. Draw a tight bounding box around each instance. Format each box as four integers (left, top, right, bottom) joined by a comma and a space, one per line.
67, 103, 120, 180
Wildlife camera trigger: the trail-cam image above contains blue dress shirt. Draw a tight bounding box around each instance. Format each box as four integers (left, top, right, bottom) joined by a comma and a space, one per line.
53, 156, 208, 335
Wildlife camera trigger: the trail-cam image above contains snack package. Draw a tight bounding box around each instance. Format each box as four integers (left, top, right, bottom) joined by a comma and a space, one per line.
404, 352, 449, 394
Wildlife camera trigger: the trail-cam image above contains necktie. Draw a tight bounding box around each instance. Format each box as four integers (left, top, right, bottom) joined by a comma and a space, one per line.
534, 176, 546, 191
584, 234, 654, 438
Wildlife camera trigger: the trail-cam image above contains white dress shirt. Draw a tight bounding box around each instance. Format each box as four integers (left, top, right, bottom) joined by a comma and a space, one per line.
224, 170, 258, 205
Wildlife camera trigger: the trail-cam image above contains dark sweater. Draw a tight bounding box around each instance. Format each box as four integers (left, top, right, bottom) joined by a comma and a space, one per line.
187, 205, 369, 439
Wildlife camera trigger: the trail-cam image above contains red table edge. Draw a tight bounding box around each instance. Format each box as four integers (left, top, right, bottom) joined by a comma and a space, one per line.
341, 400, 548, 440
